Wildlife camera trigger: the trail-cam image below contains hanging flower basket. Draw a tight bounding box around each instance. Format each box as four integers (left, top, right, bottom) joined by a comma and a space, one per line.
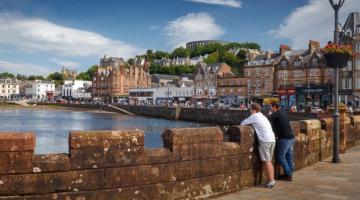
324, 53, 349, 68
322, 42, 352, 68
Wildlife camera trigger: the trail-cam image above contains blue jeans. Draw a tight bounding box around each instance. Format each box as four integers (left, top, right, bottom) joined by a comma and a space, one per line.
276, 138, 295, 176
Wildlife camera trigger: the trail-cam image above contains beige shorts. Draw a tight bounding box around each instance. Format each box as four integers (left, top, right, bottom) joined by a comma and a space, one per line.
259, 142, 275, 161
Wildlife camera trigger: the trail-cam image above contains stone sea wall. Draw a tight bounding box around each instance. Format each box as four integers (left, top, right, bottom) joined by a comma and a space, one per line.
0, 116, 359, 199
115, 105, 317, 125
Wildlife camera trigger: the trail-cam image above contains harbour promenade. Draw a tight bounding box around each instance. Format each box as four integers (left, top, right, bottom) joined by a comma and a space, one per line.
214, 145, 360, 200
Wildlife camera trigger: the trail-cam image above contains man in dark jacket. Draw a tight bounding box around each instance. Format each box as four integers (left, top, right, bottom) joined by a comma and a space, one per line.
269, 102, 295, 181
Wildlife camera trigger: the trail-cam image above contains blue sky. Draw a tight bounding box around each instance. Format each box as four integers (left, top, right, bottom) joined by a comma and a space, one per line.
0, 0, 359, 75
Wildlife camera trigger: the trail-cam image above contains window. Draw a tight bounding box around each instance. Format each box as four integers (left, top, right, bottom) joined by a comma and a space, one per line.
309, 68, 319, 76
312, 58, 318, 66
255, 87, 260, 95
356, 58, 360, 70
355, 77, 360, 89
294, 70, 304, 78
280, 60, 288, 67
247, 80, 252, 87
294, 60, 302, 67
230, 88, 234, 95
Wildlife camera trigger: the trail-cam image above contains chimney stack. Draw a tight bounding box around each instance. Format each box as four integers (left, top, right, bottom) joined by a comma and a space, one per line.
308, 40, 320, 53
279, 45, 291, 55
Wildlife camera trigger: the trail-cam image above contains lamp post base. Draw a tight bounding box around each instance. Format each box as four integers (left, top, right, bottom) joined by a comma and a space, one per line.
332, 157, 341, 163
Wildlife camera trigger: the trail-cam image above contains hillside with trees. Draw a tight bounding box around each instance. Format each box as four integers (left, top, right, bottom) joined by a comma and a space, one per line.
143, 42, 260, 75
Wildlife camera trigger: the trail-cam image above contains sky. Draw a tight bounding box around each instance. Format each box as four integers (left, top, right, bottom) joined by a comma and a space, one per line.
0, 0, 359, 76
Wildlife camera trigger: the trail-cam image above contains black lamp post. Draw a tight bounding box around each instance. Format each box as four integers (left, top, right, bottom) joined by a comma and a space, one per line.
329, 0, 345, 163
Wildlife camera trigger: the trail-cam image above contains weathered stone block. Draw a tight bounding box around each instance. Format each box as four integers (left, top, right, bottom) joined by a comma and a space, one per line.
170, 143, 200, 161
43, 169, 104, 193
228, 125, 255, 142
33, 154, 70, 173
70, 146, 145, 169
0, 132, 35, 152
145, 164, 174, 184
162, 127, 223, 147
290, 121, 301, 135
222, 142, 241, 156
0, 170, 103, 195
0, 174, 42, 195
308, 140, 321, 153
295, 133, 308, 143
239, 169, 256, 188
198, 141, 223, 159
0, 151, 33, 174
145, 148, 171, 164
108, 183, 169, 200
69, 130, 144, 149
305, 152, 320, 166
199, 158, 222, 177
238, 138, 256, 154
300, 120, 321, 136
104, 166, 147, 188
172, 160, 200, 181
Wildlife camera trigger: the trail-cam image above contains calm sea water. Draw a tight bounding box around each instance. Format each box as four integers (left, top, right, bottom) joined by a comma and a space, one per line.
0, 108, 210, 154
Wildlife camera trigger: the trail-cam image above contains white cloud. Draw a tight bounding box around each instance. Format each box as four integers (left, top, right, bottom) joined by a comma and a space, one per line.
0, 60, 52, 76
270, 0, 360, 49
186, 0, 242, 8
165, 12, 225, 48
0, 12, 143, 59
49, 58, 79, 69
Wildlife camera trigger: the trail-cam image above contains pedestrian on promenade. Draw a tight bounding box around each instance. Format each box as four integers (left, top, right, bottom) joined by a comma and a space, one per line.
269, 102, 295, 181
240, 103, 276, 188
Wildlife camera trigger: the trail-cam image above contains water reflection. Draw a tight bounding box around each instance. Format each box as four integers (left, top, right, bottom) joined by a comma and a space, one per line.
0, 109, 209, 154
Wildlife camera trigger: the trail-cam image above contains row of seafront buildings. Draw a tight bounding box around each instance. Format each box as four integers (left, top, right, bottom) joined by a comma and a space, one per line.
0, 78, 91, 101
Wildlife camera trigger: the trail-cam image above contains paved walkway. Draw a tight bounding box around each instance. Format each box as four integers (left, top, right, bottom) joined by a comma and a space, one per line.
214, 145, 360, 200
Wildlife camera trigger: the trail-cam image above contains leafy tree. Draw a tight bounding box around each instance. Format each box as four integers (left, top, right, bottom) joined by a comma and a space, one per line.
171, 47, 190, 58
149, 64, 196, 75
16, 74, 28, 80
0, 72, 15, 79
145, 49, 154, 62
127, 58, 135, 65
153, 51, 171, 60
204, 52, 219, 64
47, 72, 64, 81
76, 65, 98, 81
28, 75, 45, 80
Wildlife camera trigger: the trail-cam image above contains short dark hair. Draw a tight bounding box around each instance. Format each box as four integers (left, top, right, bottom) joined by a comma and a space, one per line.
250, 103, 261, 112
271, 102, 280, 109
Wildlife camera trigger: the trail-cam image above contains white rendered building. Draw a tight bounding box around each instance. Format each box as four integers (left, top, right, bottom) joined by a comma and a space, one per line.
129, 86, 194, 106
62, 80, 92, 99
25, 80, 55, 100
0, 78, 19, 99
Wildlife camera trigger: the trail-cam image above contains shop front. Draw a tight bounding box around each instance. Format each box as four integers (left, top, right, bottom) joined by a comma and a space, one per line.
278, 88, 296, 108
295, 85, 333, 109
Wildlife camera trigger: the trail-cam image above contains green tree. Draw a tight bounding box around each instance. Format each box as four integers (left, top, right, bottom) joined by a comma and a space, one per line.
76, 65, 98, 81
204, 52, 219, 64
145, 49, 154, 62
0, 72, 15, 79
153, 51, 170, 59
127, 58, 135, 65
171, 47, 190, 58
28, 75, 45, 80
47, 72, 64, 81
16, 74, 28, 80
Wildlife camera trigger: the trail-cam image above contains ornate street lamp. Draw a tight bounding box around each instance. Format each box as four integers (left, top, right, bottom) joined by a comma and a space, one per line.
329, 0, 345, 163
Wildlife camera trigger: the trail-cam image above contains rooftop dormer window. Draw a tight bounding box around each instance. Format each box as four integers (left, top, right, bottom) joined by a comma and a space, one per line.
312, 58, 318, 67
280, 60, 288, 67
294, 60, 302, 67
